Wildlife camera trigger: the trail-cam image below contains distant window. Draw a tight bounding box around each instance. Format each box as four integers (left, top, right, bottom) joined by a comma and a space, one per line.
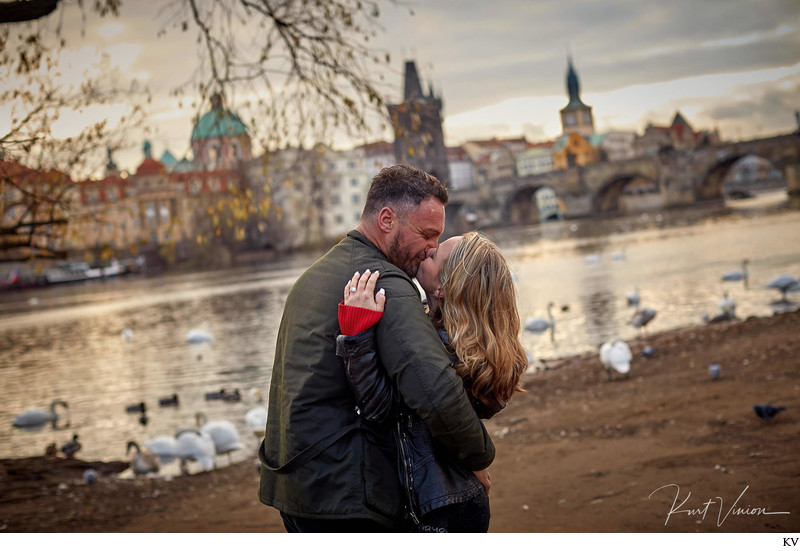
331, 195, 340, 205
352, 193, 360, 204
331, 179, 340, 188
335, 214, 344, 224
565, 114, 576, 126
350, 178, 358, 187
583, 112, 592, 124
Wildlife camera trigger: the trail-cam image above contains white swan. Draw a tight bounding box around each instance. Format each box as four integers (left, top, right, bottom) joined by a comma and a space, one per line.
186, 329, 214, 343
13, 400, 69, 429
626, 287, 640, 307
245, 407, 267, 440
143, 435, 179, 465
525, 302, 555, 342
722, 259, 749, 288
599, 339, 632, 379
175, 429, 216, 474
127, 441, 160, 476
196, 412, 244, 464
766, 274, 800, 302
717, 292, 736, 317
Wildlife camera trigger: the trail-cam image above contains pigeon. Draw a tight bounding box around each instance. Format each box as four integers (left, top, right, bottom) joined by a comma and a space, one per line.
82, 469, 99, 484
753, 404, 785, 421
708, 363, 721, 380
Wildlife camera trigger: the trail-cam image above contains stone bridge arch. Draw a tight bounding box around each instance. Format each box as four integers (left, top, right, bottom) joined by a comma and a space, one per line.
594, 173, 661, 213
505, 184, 547, 225
694, 135, 800, 200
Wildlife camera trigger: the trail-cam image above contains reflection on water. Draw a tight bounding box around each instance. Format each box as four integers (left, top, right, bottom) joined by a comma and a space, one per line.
1, 193, 799, 464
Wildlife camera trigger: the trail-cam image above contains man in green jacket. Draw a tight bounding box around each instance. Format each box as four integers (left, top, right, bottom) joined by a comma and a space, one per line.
258, 164, 495, 532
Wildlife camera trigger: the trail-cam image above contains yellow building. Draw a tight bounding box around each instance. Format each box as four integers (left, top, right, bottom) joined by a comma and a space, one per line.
551, 133, 603, 170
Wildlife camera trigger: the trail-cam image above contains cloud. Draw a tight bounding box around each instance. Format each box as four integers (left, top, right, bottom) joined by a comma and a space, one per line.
699, 78, 800, 136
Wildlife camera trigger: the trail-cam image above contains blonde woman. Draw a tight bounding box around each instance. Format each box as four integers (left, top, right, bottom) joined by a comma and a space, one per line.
336, 231, 528, 532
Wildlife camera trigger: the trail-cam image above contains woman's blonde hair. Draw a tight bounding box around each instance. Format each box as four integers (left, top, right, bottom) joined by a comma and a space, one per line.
437, 231, 527, 412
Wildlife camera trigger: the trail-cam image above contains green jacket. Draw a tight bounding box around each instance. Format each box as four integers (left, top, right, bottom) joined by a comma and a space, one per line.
258, 230, 495, 527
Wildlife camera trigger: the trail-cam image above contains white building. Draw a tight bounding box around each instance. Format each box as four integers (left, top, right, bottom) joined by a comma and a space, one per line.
600, 131, 637, 161
321, 146, 371, 242
447, 146, 474, 190
516, 142, 555, 177
534, 186, 561, 221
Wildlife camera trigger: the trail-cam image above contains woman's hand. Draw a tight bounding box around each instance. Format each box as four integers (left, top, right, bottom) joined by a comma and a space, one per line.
344, 269, 385, 311
473, 469, 491, 495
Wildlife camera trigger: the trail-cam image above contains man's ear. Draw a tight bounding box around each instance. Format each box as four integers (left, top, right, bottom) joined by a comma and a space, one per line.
433, 288, 444, 299
377, 207, 396, 233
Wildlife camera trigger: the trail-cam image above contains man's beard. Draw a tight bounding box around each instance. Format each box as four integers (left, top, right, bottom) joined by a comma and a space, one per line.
388, 233, 421, 278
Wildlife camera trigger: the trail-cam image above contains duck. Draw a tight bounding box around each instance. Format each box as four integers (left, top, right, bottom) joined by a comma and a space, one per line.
13, 400, 69, 429
220, 388, 241, 402
61, 434, 81, 459
629, 307, 657, 333
126, 441, 160, 476
125, 402, 146, 414
45, 442, 58, 459
196, 412, 244, 465
204, 389, 226, 401
158, 393, 179, 407
175, 429, 216, 474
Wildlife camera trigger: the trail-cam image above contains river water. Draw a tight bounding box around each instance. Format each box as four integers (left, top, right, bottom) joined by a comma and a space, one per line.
1, 191, 798, 468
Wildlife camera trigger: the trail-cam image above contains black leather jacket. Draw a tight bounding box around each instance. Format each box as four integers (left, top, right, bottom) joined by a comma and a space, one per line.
336, 327, 495, 523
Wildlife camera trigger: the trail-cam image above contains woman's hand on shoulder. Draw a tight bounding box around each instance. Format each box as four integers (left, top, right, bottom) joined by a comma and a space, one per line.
344, 269, 385, 312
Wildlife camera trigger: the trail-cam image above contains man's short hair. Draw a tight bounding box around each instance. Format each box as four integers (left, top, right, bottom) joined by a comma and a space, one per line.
361, 164, 448, 220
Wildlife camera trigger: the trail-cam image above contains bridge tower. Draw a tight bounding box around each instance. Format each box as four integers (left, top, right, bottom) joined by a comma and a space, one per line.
560, 56, 595, 138
387, 61, 450, 184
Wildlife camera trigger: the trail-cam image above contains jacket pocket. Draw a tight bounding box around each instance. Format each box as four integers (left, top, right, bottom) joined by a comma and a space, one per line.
362, 425, 404, 519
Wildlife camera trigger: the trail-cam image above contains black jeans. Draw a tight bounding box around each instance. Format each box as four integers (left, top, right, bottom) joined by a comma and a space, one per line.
415, 492, 491, 533
280, 512, 400, 533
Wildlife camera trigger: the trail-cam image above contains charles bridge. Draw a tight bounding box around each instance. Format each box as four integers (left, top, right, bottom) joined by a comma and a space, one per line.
444, 132, 800, 234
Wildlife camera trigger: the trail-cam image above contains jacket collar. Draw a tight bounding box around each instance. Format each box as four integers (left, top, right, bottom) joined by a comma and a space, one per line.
347, 230, 387, 261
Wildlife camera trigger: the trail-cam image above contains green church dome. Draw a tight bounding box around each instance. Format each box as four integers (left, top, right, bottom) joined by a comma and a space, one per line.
190, 93, 249, 142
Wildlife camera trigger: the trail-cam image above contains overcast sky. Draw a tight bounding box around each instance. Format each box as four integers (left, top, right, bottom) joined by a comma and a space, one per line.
7, 0, 800, 173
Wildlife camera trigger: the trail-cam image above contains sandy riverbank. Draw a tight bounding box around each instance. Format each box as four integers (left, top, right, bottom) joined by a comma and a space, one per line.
1, 309, 798, 533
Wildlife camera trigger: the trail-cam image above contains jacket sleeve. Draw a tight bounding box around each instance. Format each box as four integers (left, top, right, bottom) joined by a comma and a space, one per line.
335, 328, 398, 424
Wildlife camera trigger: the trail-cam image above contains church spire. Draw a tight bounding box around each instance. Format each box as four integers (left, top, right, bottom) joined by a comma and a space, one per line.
403, 61, 424, 100
565, 55, 588, 109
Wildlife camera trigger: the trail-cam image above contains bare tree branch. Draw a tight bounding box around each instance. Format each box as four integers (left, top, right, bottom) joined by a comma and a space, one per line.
0, 0, 59, 24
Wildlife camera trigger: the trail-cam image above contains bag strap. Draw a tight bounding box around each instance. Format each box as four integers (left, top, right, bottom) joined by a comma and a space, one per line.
260, 422, 361, 474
